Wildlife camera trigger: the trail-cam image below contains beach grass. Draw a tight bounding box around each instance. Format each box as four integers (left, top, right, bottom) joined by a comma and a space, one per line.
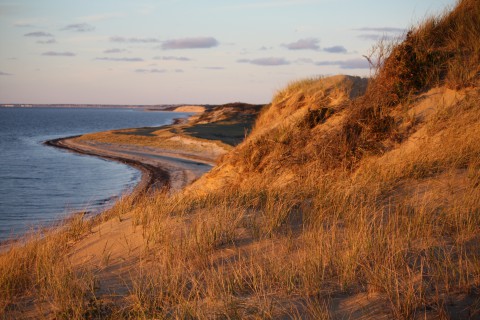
1, 0, 480, 318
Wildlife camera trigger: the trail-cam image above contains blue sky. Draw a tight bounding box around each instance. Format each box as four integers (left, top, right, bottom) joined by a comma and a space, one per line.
0, 0, 456, 105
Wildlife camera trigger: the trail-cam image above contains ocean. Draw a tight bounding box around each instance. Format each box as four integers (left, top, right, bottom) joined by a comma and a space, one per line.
0, 107, 189, 241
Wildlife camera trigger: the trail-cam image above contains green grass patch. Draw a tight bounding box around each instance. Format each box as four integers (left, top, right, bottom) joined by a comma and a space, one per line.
183, 117, 256, 146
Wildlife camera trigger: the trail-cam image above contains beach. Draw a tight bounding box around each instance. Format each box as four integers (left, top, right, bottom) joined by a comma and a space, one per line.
45, 134, 213, 194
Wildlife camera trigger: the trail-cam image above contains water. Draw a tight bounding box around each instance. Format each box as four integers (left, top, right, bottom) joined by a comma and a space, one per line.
0, 107, 190, 241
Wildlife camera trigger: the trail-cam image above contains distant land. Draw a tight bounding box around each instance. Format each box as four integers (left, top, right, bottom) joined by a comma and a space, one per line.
0, 104, 181, 110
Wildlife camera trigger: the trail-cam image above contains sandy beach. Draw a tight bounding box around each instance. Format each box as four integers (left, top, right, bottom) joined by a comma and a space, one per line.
45, 135, 214, 194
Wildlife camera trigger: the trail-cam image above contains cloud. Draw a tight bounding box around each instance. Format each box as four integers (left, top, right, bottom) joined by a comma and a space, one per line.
175, 69, 184, 73
24, 31, 53, 37
135, 68, 166, 73
355, 27, 406, 33
0, 71, 12, 76
110, 36, 161, 43
355, 27, 406, 41
323, 45, 347, 54
103, 48, 127, 54
162, 37, 219, 49
42, 51, 76, 57
14, 18, 45, 28
154, 56, 191, 61
357, 33, 402, 41
37, 38, 56, 44
357, 34, 384, 41
61, 23, 95, 32
204, 67, 224, 70
282, 38, 319, 50
95, 57, 144, 62
315, 58, 369, 69
238, 57, 290, 66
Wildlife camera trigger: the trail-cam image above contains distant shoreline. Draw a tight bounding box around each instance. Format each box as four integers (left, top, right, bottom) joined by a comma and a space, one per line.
0, 104, 211, 111
0, 104, 183, 109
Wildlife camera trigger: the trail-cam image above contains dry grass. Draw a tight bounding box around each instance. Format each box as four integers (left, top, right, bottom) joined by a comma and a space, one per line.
1, 0, 480, 318
91, 151, 478, 318
0, 215, 97, 318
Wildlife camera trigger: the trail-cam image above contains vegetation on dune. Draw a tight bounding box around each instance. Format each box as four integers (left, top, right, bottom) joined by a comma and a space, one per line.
183, 103, 264, 146
343, 0, 480, 166
1, 0, 480, 318
76, 103, 263, 157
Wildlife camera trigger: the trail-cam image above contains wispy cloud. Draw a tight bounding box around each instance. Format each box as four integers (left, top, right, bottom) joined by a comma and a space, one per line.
37, 39, 56, 44
357, 34, 384, 41
162, 37, 219, 49
355, 27, 406, 41
0, 71, 13, 76
96, 57, 144, 62
135, 68, 166, 73
14, 18, 46, 28
238, 57, 290, 66
103, 48, 127, 54
355, 27, 406, 33
110, 36, 161, 43
42, 51, 76, 57
323, 45, 347, 54
61, 23, 95, 32
282, 38, 319, 50
24, 31, 53, 37
357, 33, 402, 41
204, 66, 224, 70
315, 58, 369, 69
154, 56, 191, 61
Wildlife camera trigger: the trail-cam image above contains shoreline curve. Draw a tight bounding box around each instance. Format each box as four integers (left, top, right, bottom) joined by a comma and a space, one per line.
44, 136, 170, 196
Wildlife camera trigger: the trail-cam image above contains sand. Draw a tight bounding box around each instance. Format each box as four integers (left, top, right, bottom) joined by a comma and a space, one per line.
172, 105, 205, 113
46, 135, 215, 193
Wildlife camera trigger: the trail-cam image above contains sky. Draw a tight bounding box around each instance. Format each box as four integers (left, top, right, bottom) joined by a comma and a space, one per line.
0, 0, 457, 105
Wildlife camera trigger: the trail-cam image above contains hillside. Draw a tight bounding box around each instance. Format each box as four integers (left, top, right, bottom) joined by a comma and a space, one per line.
1, 0, 480, 319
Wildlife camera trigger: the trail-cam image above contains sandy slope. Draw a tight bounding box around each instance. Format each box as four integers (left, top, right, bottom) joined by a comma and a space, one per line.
172, 105, 205, 113
45, 131, 225, 305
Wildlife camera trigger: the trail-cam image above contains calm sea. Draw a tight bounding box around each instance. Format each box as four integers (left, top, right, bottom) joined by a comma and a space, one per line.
0, 107, 189, 241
